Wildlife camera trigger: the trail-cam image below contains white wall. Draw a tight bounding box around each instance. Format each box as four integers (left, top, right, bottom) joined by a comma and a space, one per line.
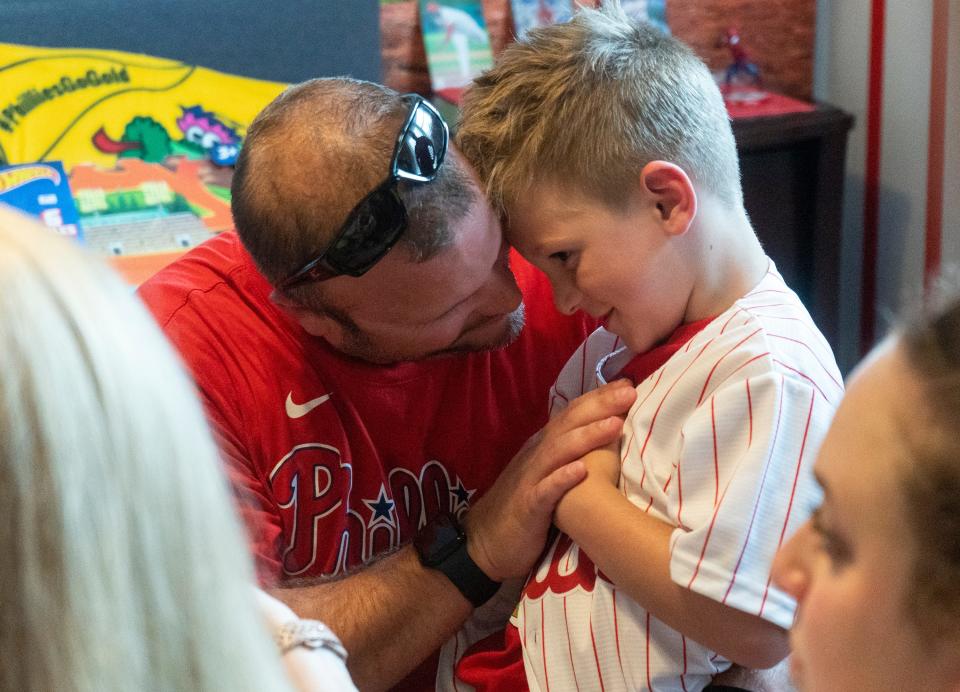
815, 0, 959, 371
942, 0, 960, 267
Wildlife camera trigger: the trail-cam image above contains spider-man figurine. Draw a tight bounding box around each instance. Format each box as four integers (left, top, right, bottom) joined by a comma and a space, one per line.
718, 27, 762, 88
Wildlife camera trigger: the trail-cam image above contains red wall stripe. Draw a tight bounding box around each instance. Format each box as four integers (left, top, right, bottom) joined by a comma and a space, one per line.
860, 0, 886, 354
924, 0, 950, 289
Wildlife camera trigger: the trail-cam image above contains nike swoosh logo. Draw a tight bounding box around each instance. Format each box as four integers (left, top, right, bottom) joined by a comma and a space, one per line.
285, 392, 331, 419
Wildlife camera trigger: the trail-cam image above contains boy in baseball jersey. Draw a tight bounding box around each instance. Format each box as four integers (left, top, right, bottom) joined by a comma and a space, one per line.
446, 3, 843, 690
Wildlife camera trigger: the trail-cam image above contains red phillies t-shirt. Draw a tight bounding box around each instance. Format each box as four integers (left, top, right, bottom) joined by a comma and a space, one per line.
138, 231, 594, 691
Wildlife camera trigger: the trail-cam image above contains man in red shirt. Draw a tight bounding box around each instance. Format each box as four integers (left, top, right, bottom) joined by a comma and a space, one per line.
139, 78, 631, 690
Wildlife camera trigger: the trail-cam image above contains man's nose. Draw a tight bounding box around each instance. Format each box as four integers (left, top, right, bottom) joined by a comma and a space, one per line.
771, 521, 813, 604
479, 257, 523, 316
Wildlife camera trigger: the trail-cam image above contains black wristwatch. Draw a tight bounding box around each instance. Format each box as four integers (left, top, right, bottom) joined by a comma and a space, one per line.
413, 512, 501, 607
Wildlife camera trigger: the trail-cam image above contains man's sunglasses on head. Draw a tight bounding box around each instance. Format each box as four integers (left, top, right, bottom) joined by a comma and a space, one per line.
279, 94, 449, 289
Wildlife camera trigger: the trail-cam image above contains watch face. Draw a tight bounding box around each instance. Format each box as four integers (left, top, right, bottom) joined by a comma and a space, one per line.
414, 512, 465, 567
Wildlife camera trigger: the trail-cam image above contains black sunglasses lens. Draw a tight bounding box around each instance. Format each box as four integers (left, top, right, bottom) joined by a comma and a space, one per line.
282, 98, 447, 285
415, 136, 437, 176
327, 188, 406, 275
395, 103, 446, 179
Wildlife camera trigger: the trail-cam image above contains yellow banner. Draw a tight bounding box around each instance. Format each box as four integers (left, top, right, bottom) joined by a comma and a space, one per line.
0, 43, 286, 169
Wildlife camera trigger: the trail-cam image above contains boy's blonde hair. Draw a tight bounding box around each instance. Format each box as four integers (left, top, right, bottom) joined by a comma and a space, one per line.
0, 205, 291, 692
457, 1, 743, 213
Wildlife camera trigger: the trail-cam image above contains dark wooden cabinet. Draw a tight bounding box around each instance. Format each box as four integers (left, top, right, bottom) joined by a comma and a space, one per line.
733, 104, 855, 350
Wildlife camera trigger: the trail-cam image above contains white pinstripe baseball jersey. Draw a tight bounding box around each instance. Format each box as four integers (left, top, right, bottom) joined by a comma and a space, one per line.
442, 261, 843, 692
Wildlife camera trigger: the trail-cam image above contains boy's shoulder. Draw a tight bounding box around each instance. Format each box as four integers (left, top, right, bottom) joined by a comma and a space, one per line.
689, 264, 843, 404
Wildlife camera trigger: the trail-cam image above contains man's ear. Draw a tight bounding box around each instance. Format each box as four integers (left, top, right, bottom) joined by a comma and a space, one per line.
639, 161, 697, 236
269, 289, 341, 340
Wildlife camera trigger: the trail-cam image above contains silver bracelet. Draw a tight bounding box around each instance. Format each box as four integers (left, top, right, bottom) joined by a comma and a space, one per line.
274, 619, 348, 661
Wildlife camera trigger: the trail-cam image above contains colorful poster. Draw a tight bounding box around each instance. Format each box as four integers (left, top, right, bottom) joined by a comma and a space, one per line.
0, 161, 81, 240
0, 42, 286, 171
69, 158, 228, 256
0, 42, 289, 278
510, 0, 573, 39
419, 0, 494, 105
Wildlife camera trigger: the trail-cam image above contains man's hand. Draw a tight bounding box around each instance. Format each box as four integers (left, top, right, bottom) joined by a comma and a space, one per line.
463, 379, 636, 582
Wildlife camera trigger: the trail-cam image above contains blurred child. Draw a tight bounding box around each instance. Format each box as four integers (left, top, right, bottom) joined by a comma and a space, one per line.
773, 291, 960, 691
0, 204, 355, 692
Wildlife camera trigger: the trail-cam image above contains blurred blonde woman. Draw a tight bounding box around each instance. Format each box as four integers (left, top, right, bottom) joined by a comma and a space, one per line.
773, 291, 960, 691
0, 204, 354, 692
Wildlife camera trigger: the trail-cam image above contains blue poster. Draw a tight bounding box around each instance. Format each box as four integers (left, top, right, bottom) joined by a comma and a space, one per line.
0, 161, 82, 240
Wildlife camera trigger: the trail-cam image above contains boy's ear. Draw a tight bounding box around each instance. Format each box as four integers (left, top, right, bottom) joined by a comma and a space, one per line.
639, 161, 697, 236
269, 289, 341, 340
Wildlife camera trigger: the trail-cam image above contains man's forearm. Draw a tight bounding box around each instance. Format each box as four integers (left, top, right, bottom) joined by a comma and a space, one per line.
270, 545, 473, 691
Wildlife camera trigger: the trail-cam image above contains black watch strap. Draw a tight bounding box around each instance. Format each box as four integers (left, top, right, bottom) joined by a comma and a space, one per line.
436, 540, 501, 607
414, 513, 501, 608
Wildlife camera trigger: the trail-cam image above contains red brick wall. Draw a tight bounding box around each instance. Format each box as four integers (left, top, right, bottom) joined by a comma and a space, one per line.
380, 0, 815, 100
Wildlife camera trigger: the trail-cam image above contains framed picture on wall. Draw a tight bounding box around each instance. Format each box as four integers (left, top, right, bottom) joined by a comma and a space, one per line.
419, 0, 494, 104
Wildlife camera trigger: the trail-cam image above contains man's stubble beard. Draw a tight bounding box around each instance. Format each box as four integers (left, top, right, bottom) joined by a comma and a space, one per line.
442, 301, 526, 357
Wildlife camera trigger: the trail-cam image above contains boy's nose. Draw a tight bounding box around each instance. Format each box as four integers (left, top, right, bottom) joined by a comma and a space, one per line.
553, 283, 581, 316
771, 521, 813, 604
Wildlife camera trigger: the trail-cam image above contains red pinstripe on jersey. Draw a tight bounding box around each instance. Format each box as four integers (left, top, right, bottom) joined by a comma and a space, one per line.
772, 359, 834, 404
718, 353, 772, 393
751, 313, 833, 349
711, 397, 720, 506
676, 438, 689, 529
768, 334, 843, 390
685, 382, 778, 594
563, 597, 581, 691
743, 302, 793, 311
621, 429, 637, 491
637, 368, 667, 416
743, 288, 789, 298
696, 329, 763, 405
548, 389, 569, 416
680, 636, 690, 692
640, 338, 716, 460
720, 308, 746, 333
541, 599, 550, 692
759, 389, 817, 617
720, 381, 787, 603
588, 611, 606, 692
645, 612, 653, 690
613, 589, 623, 675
